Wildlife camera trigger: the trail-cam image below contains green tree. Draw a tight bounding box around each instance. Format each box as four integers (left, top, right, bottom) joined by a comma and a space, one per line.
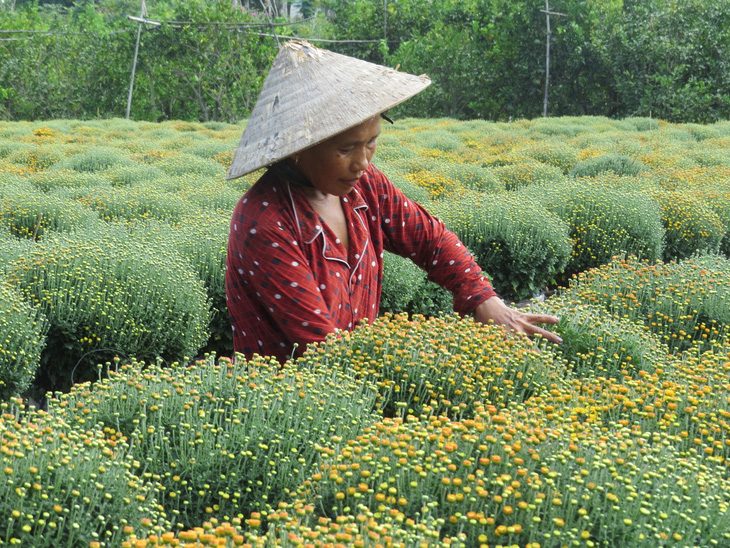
592, 0, 730, 122
382, 0, 547, 120
0, 2, 133, 119
322, 0, 609, 120
296, 0, 317, 18
3, 0, 730, 122
130, 0, 277, 121
320, 0, 385, 60
540, 0, 621, 116
0, 0, 278, 121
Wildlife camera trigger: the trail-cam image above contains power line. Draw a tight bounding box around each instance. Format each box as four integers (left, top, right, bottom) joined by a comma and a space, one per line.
248, 32, 379, 43
0, 13, 314, 35
0, 29, 58, 33
1, 16, 379, 45
134, 14, 315, 29
0, 28, 135, 36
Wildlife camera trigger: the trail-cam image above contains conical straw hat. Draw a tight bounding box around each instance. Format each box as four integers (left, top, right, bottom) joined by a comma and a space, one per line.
226, 40, 431, 180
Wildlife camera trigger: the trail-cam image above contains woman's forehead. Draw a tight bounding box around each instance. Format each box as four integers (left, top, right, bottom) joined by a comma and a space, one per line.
329, 116, 381, 143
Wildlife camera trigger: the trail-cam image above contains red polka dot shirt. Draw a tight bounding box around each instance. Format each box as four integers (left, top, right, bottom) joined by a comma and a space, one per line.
225, 163, 497, 363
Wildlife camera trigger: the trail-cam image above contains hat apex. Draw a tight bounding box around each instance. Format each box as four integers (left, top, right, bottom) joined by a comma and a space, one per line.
226, 40, 430, 180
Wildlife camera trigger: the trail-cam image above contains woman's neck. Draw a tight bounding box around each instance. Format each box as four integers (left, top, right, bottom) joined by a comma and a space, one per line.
301, 186, 336, 205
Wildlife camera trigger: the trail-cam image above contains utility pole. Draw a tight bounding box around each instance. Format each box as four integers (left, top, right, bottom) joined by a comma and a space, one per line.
126, 0, 147, 120
126, 0, 160, 119
263, 0, 281, 46
541, 0, 566, 117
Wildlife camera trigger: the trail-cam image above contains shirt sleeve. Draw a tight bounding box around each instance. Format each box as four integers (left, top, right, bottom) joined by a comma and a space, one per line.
365, 166, 498, 314
226, 214, 339, 357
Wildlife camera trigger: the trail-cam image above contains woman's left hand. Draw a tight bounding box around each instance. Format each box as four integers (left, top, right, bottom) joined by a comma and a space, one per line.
474, 296, 562, 345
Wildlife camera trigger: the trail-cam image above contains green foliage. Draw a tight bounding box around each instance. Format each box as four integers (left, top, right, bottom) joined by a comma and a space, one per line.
522, 179, 665, 280
0, 6, 132, 121
294, 406, 730, 547
529, 295, 670, 379
384, 155, 440, 176
104, 164, 166, 187
7, 144, 65, 171
409, 128, 464, 152
0, 0, 277, 122
407, 279, 453, 318
7, 225, 210, 392
372, 134, 417, 163
0, 138, 15, 159
379, 251, 423, 315
432, 192, 571, 300
562, 254, 730, 353
296, 0, 317, 18
692, 148, 730, 168
650, 189, 725, 261
440, 162, 502, 193
153, 153, 225, 178
331, 0, 730, 123
0, 122, 32, 139
51, 146, 133, 173
50, 353, 378, 528
521, 139, 581, 173
0, 400, 166, 547
385, 0, 548, 120
0, 0, 727, 123
492, 161, 566, 191
622, 117, 661, 132
182, 139, 233, 160
0, 281, 47, 400
0, 232, 33, 268
129, 214, 231, 357
684, 122, 724, 141
59, 184, 196, 224
592, 0, 730, 123
529, 117, 598, 138
570, 154, 650, 178
27, 169, 112, 192
129, 0, 277, 122
380, 251, 452, 318
0, 176, 99, 239
691, 182, 730, 257
160, 175, 242, 212
304, 313, 558, 419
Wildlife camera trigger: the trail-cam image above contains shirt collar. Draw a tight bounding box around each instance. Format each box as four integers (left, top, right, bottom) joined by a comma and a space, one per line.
343, 186, 368, 211
287, 185, 325, 244
286, 180, 369, 243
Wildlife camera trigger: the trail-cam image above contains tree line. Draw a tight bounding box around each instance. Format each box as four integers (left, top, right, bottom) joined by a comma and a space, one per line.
1, 0, 728, 123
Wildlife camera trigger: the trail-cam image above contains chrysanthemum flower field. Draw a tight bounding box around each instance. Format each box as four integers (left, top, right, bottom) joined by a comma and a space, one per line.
1, 116, 729, 547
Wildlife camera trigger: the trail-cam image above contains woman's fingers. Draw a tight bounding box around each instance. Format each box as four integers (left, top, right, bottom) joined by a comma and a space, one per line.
475, 298, 562, 344
524, 313, 560, 326
522, 322, 563, 344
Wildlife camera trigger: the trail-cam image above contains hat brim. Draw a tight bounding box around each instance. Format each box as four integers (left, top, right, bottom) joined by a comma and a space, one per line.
226, 41, 430, 180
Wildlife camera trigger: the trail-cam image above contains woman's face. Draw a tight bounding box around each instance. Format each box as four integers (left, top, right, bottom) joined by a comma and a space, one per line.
295, 116, 381, 197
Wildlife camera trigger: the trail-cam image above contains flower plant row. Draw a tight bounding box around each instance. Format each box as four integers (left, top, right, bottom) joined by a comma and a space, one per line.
0, 117, 730, 546
1, 116, 730, 389
2, 311, 729, 547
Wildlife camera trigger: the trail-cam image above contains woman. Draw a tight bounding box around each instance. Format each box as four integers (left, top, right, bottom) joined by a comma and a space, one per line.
225, 40, 561, 363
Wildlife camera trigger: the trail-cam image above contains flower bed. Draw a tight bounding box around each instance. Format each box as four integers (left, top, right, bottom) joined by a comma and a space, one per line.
0, 116, 729, 547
